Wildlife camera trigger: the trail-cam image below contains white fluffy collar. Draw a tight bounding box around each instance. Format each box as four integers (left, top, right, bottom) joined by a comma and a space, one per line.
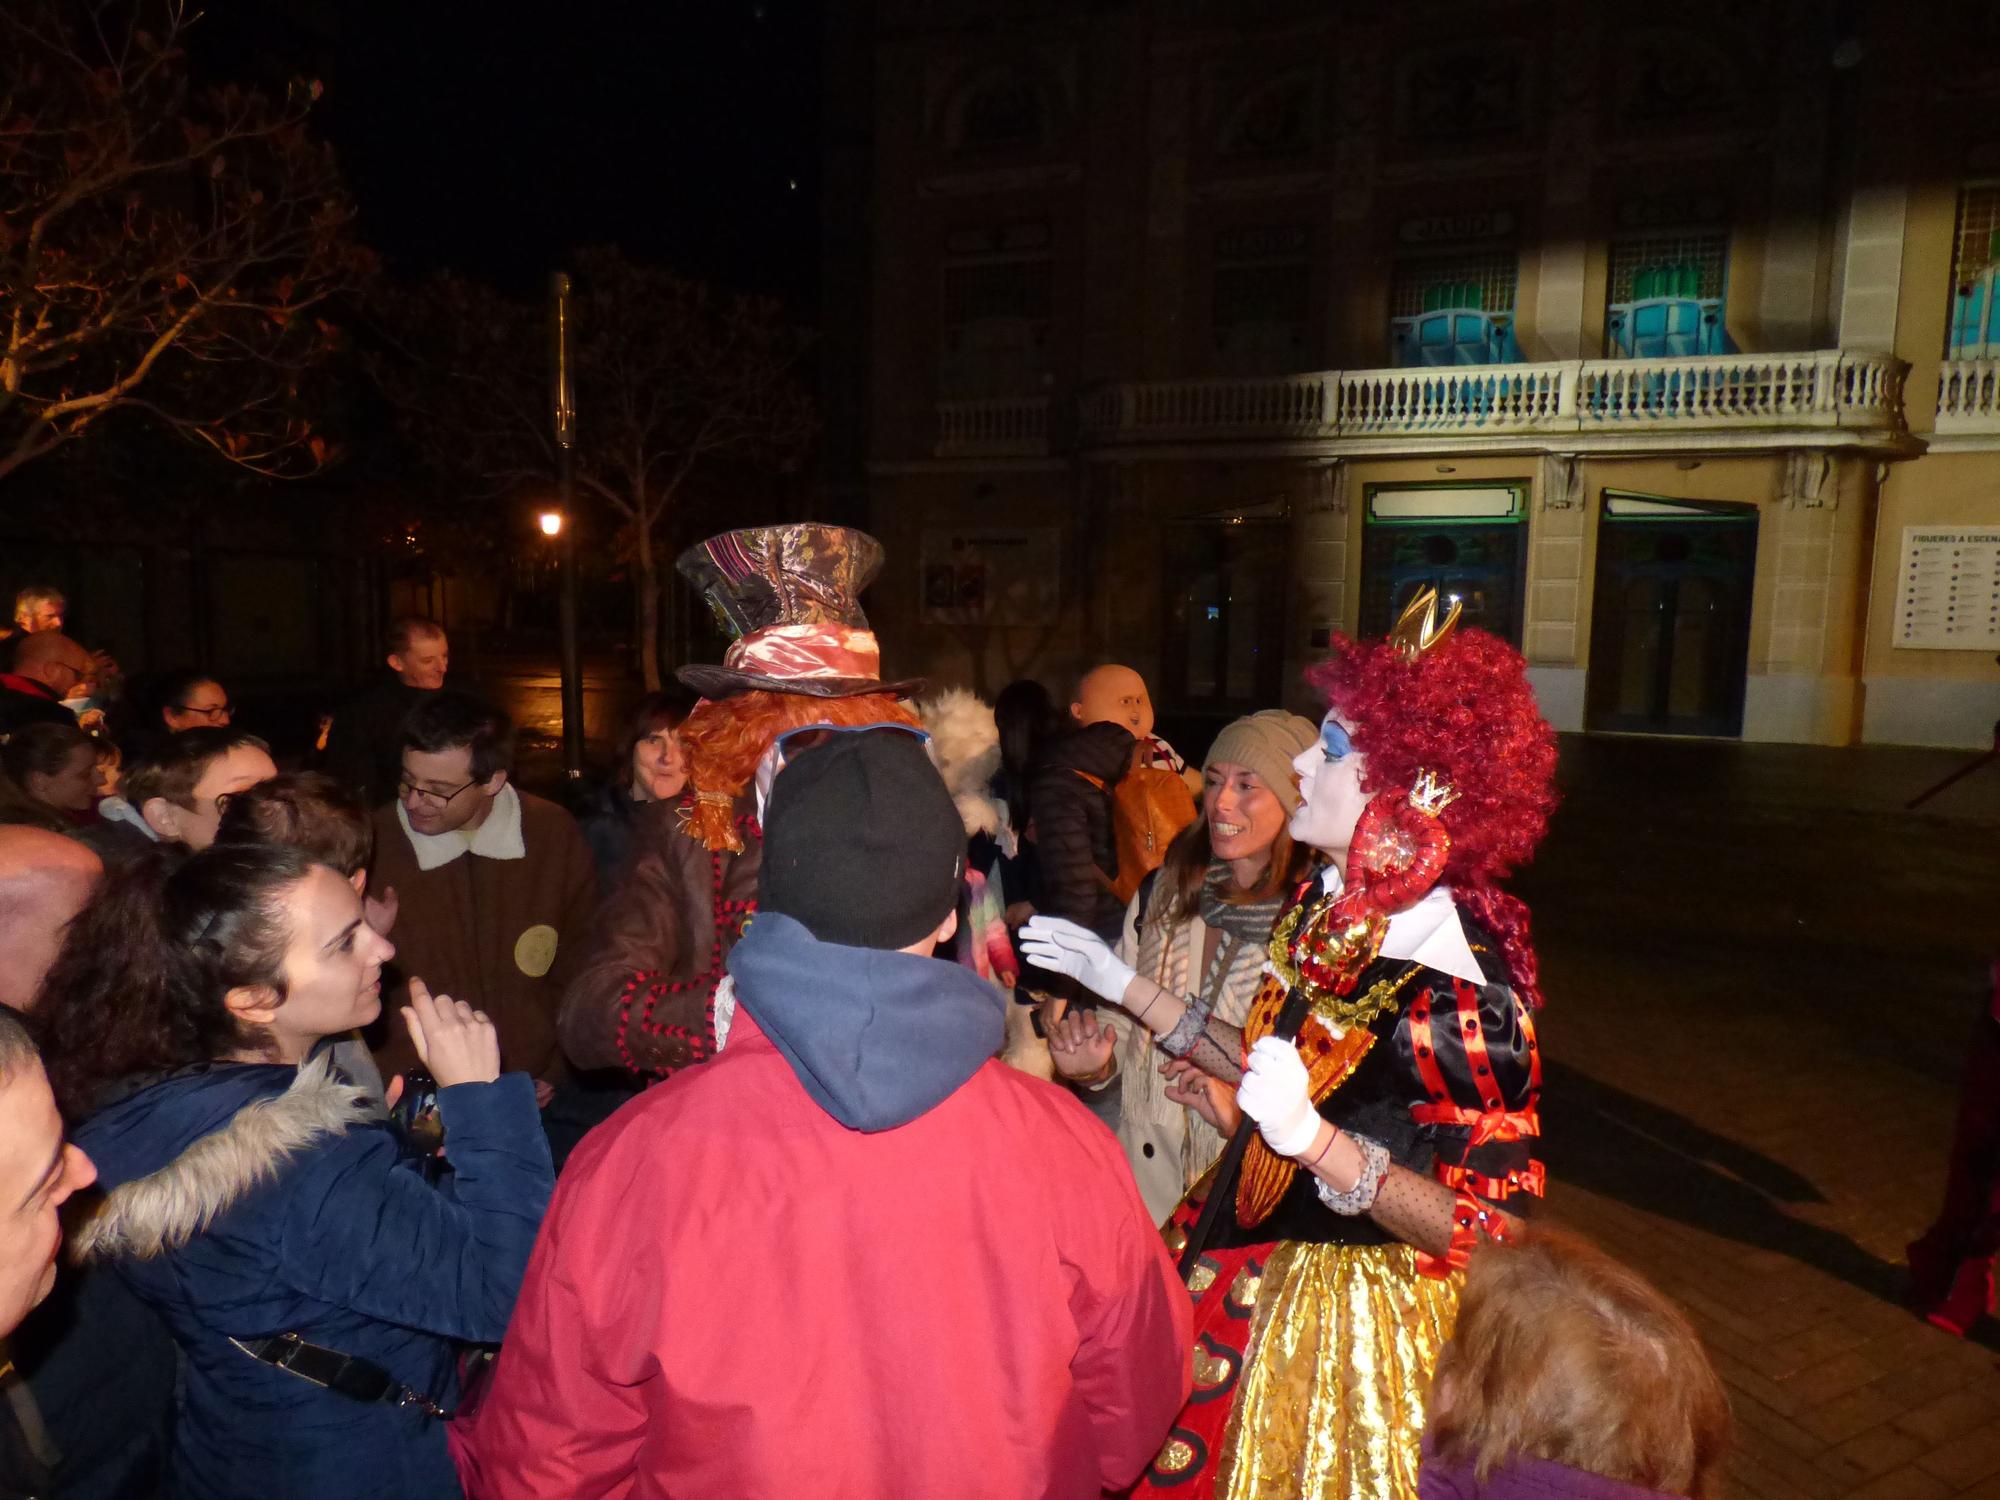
395, 783, 526, 871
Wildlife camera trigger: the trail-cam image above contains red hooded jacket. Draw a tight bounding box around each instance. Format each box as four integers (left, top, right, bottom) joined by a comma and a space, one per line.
452, 998, 1191, 1498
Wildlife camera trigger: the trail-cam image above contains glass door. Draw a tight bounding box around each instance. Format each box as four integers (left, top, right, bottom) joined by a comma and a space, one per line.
1585, 493, 1757, 737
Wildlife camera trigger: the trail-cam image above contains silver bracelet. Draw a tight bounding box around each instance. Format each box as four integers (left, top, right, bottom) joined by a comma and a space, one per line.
1314, 1131, 1391, 1215
1157, 995, 1213, 1059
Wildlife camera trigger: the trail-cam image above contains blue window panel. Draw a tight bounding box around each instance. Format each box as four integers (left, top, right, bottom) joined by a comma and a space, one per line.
1392, 308, 1522, 367
1606, 297, 1731, 359
1949, 269, 1999, 358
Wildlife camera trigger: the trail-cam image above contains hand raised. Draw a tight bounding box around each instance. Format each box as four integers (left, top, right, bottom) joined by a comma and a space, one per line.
400, 978, 501, 1089
1017, 915, 1137, 1003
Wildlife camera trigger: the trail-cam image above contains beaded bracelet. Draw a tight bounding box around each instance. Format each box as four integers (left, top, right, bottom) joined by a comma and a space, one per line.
1313, 1131, 1391, 1215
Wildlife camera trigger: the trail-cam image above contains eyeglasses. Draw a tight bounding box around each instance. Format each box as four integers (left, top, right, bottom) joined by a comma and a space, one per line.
172, 702, 233, 723
398, 775, 478, 809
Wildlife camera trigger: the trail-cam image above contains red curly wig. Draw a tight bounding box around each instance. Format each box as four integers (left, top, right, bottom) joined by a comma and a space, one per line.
679, 689, 921, 851
1305, 626, 1558, 1007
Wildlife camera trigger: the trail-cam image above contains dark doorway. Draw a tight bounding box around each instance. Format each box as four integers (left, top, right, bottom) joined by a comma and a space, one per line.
1586, 494, 1757, 737
1161, 518, 1289, 720
1358, 483, 1528, 645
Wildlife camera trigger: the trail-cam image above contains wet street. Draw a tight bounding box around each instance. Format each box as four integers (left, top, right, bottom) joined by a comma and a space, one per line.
1518, 736, 2000, 1498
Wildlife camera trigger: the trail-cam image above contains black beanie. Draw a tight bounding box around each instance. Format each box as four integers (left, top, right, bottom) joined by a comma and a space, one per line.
759, 729, 966, 950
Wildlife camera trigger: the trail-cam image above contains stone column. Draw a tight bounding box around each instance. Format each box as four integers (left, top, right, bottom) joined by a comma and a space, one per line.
1741, 451, 1871, 744
1522, 454, 1590, 731
1283, 460, 1351, 712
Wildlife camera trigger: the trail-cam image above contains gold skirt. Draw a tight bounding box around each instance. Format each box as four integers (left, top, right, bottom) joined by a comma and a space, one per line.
1214, 1240, 1461, 1500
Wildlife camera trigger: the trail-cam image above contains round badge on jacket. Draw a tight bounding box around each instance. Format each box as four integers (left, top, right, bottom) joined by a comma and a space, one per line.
514, 923, 560, 978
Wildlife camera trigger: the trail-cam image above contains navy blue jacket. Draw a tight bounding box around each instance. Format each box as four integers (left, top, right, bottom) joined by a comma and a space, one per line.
70, 1060, 552, 1500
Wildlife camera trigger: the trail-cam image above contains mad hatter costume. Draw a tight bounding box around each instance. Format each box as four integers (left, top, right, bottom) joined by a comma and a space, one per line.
556, 524, 923, 1079
1022, 591, 1559, 1500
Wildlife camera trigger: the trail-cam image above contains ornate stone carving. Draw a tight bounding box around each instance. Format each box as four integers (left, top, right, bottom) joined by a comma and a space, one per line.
1781, 449, 1835, 509
1538, 454, 1583, 511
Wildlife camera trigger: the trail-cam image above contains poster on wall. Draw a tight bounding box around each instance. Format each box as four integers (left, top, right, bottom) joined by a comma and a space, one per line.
1892, 527, 2000, 650
919, 528, 1062, 627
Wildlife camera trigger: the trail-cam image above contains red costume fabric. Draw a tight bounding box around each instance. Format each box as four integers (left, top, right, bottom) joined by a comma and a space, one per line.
452, 1008, 1193, 1498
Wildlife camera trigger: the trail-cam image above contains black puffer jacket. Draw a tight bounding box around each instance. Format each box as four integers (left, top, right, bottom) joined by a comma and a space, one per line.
1029, 720, 1135, 942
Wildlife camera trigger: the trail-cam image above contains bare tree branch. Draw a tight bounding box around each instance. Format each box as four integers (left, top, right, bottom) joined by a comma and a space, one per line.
0, 0, 367, 485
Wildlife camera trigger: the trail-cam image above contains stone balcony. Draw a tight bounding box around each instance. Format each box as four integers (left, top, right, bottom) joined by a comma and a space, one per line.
1934, 357, 2000, 441
934, 395, 1051, 457
1077, 350, 1913, 455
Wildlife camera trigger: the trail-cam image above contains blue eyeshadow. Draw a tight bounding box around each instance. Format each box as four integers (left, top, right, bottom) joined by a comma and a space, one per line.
1320, 720, 1352, 760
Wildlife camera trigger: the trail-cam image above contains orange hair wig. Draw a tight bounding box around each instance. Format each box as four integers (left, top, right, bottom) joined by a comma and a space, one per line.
679, 689, 921, 851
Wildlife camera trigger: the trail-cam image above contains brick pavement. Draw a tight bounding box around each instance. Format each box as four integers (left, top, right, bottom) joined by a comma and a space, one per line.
1515, 737, 2000, 1498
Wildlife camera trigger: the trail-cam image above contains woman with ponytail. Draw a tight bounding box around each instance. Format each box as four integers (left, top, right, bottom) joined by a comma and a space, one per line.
36, 843, 554, 1500
1024, 594, 1559, 1500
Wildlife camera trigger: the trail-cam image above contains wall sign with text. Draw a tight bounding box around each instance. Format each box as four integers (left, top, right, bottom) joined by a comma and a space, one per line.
1893, 527, 2000, 650
920, 528, 1062, 626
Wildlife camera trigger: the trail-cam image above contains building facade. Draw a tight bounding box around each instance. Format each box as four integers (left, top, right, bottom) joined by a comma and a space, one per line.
828, 0, 2000, 747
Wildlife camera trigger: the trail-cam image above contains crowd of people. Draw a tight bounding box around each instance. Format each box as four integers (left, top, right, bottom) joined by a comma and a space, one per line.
0, 530, 1740, 1500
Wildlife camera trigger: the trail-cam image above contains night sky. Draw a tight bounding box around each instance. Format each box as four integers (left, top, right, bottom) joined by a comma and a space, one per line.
200, 0, 826, 310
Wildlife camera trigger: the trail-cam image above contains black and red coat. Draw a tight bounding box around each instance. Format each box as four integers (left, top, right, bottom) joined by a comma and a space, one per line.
1214, 902, 1543, 1250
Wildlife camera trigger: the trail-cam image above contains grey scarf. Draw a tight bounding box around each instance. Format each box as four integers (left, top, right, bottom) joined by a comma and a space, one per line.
1198, 861, 1285, 947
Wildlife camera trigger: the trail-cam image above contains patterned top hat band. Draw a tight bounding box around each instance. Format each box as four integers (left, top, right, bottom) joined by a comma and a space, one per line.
723, 622, 883, 683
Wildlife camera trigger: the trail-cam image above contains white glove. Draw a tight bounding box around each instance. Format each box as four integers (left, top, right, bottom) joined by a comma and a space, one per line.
1018, 915, 1137, 1004
1237, 1037, 1321, 1158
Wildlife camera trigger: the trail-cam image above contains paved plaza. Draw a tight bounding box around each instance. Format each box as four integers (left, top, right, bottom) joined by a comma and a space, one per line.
1518, 734, 2000, 1498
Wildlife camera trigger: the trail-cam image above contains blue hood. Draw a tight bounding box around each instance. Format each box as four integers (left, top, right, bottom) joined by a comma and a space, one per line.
726, 911, 1004, 1132
75, 1063, 299, 1191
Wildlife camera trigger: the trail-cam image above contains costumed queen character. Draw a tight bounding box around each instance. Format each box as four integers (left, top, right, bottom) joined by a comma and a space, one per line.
1021, 589, 1558, 1500
558, 525, 922, 1080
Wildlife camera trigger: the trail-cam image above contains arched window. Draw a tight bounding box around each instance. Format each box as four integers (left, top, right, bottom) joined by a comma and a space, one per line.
1218, 72, 1316, 160
949, 70, 1047, 158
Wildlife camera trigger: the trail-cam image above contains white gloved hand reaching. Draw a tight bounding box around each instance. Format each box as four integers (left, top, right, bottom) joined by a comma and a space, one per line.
1237, 1036, 1322, 1158
1017, 915, 1137, 1005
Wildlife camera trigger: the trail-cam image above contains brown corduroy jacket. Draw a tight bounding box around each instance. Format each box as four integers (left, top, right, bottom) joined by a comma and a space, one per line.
365, 789, 598, 1083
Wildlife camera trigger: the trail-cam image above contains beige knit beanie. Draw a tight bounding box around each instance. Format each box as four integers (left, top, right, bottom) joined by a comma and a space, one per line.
1202, 709, 1318, 812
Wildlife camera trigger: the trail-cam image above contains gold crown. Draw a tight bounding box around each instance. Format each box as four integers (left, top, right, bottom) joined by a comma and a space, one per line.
1388, 585, 1463, 663
1407, 769, 1460, 817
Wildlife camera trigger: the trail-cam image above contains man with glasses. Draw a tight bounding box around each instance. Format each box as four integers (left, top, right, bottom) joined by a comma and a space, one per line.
365, 690, 597, 1111
0, 633, 93, 734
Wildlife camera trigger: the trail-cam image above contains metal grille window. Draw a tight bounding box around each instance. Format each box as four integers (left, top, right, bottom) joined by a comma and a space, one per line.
1213, 226, 1312, 375
1947, 183, 2000, 358
1607, 233, 1729, 302
1389, 252, 1520, 367
940, 248, 1054, 399
1605, 231, 1731, 358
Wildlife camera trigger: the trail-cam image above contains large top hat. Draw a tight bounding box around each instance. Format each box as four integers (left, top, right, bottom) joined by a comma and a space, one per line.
675, 524, 924, 700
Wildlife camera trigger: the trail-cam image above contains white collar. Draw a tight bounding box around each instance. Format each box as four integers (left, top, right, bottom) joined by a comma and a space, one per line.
1317, 865, 1487, 986
396, 783, 526, 871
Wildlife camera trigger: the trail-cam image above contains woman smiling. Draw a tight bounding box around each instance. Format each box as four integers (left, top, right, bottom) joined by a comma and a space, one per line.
1047, 709, 1316, 1224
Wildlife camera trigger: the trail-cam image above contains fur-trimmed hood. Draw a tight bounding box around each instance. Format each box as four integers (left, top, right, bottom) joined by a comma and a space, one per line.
70, 1056, 371, 1262
918, 687, 1013, 854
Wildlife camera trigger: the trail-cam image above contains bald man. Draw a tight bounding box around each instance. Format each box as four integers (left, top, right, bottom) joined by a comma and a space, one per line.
1069, 663, 1198, 793
0, 827, 101, 1011
0, 631, 92, 734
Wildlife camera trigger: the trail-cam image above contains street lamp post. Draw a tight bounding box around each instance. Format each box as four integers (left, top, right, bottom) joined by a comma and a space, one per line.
549, 272, 585, 779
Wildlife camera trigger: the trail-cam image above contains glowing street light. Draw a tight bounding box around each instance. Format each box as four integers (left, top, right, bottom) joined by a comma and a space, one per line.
538, 510, 564, 537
